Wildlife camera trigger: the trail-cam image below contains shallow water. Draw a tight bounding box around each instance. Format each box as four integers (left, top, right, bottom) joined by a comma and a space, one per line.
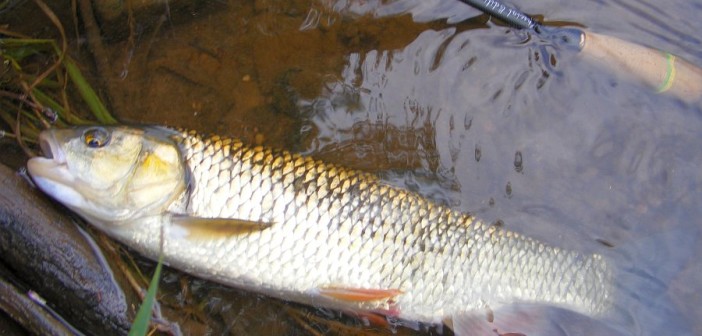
7, 0, 702, 334
104, 0, 702, 334
294, 2, 702, 334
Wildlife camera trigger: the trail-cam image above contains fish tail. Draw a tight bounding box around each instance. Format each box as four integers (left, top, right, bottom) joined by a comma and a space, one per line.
449, 227, 699, 336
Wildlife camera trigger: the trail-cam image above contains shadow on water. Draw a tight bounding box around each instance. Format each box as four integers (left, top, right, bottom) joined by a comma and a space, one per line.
2, 0, 702, 334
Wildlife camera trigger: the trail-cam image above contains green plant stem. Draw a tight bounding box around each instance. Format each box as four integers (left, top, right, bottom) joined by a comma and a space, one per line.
128, 255, 164, 336
64, 57, 118, 124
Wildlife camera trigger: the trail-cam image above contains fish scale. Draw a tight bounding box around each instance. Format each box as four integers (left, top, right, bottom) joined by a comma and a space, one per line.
27, 126, 613, 324
158, 129, 614, 322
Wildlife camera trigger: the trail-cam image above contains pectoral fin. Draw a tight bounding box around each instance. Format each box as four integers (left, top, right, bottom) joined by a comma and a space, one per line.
318, 286, 403, 302
171, 214, 272, 238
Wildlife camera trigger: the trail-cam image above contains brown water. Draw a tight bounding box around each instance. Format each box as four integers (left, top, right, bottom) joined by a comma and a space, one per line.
5, 0, 702, 334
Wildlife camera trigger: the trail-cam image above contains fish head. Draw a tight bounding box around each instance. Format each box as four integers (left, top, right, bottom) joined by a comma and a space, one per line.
27, 126, 187, 224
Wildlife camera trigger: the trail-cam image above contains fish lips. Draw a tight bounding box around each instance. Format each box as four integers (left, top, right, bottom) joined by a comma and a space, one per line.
27, 131, 88, 211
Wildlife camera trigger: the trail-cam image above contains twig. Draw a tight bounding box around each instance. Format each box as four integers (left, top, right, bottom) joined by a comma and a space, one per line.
78, 0, 119, 115
0, 90, 41, 110
30, 0, 68, 91
0, 26, 30, 38
14, 101, 36, 157
0, 276, 82, 336
0, 130, 14, 139
19, 81, 52, 129
285, 307, 325, 336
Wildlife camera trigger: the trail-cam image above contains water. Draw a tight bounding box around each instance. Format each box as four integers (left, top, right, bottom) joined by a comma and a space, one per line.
14, 0, 702, 334
294, 3, 702, 334
111, 0, 702, 335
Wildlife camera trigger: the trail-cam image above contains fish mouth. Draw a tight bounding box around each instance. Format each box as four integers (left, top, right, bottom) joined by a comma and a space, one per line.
26, 129, 134, 223
27, 130, 68, 181
26, 130, 86, 210
37, 131, 65, 164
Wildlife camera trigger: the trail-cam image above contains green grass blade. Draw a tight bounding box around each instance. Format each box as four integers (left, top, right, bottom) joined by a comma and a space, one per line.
0, 38, 56, 46
128, 255, 164, 336
63, 57, 118, 124
32, 88, 94, 126
0, 38, 55, 63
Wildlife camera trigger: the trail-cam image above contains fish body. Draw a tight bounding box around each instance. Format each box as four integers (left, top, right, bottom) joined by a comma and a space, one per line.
27, 126, 613, 323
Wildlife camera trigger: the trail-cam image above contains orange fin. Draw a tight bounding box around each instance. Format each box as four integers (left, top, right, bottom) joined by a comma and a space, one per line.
319, 286, 403, 302
345, 310, 391, 328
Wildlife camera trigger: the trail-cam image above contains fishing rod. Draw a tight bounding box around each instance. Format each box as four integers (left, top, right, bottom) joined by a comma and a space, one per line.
457, 0, 702, 103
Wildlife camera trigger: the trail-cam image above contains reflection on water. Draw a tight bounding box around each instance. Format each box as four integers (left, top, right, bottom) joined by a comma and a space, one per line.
295, 1, 702, 334
305, 2, 702, 335
5, 0, 701, 334
324, 0, 478, 23
106, 0, 702, 334
301, 24, 578, 219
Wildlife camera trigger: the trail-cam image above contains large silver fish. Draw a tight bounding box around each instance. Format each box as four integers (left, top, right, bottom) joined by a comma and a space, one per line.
26, 125, 612, 326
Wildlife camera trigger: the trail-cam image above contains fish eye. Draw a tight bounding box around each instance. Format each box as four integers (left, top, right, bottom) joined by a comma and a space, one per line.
82, 127, 110, 148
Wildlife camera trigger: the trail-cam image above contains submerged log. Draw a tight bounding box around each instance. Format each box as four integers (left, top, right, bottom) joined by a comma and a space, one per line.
0, 264, 81, 336
0, 163, 132, 335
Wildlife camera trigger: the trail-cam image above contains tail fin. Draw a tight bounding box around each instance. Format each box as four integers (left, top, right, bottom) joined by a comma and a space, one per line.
449, 227, 698, 336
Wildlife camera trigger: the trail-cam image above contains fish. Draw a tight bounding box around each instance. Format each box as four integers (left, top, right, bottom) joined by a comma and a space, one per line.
26, 125, 613, 327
